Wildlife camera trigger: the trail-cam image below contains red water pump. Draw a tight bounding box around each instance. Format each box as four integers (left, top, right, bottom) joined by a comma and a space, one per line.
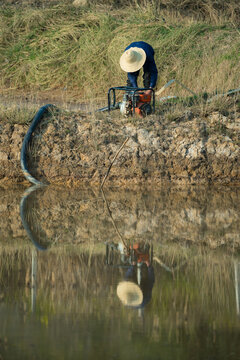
97, 86, 155, 117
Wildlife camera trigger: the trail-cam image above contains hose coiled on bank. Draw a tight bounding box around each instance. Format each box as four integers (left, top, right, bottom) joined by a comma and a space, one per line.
20, 104, 55, 185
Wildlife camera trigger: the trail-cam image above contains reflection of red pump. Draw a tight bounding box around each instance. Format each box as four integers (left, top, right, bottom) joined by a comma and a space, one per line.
105, 241, 153, 267
129, 243, 151, 264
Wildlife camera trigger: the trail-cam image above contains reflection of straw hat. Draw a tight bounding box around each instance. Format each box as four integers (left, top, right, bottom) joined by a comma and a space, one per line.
117, 281, 143, 307
120, 47, 146, 73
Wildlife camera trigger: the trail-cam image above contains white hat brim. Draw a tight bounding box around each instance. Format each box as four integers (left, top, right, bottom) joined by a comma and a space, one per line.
117, 281, 143, 306
120, 47, 146, 73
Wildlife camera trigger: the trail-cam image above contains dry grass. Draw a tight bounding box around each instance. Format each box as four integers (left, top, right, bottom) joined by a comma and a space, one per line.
0, 102, 37, 124
0, 1, 240, 101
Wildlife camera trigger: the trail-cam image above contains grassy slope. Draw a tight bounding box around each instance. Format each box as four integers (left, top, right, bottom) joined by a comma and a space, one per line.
1, 2, 240, 100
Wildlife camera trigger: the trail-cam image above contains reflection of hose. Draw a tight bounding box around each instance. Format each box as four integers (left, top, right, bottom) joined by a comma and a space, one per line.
20, 104, 55, 185
20, 185, 49, 251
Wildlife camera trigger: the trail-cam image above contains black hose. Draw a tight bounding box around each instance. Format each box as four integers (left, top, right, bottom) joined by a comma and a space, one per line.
20, 104, 55, 185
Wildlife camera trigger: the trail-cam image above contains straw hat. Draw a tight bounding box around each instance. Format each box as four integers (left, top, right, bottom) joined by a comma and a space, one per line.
117, 281, 143, 307
120, 47, 146, 73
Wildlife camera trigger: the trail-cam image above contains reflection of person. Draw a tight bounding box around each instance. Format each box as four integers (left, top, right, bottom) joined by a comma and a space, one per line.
117, 262, 155, 309
119, 41, 158, 95
105, 239, 155, 309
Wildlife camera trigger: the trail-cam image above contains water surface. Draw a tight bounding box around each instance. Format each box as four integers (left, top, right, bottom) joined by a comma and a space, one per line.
0, 185, 240, 359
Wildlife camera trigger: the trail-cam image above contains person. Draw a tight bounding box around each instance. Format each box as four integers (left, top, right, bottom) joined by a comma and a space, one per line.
119, 41, 158, 95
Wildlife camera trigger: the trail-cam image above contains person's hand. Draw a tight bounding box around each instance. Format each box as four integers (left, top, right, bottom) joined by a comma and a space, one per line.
144, 89, 153, 96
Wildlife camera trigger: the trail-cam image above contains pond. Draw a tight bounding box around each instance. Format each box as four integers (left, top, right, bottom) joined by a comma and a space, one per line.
0, 185, 240, 360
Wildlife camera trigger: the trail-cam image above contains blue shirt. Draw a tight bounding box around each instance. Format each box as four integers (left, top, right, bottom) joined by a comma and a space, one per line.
124, 41, 158, 88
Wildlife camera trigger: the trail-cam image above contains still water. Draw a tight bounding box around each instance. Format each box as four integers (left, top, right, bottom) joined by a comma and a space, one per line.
0, 185, 240, 360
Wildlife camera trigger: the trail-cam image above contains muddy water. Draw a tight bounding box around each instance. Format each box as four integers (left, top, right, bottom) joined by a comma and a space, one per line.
0, 185, 240, 360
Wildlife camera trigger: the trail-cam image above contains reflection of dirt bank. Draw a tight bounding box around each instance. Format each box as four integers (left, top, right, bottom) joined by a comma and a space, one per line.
1, 186, 240, 251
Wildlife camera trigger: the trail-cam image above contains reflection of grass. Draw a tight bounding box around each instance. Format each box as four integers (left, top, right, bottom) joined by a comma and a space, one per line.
1, 240, 240, 349
0, 242, 32, 297
0, 243, 238, 306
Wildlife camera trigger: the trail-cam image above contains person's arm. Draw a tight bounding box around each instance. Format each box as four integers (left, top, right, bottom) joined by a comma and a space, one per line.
127, 71, 139, 88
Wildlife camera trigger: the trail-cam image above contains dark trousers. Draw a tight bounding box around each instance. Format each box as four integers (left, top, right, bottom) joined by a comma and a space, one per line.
143, 72, 151, 88
126, 72, 151, 88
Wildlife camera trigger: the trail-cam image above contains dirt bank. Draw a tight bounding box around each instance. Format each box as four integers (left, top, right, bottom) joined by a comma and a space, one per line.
0, 107, 239, 186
